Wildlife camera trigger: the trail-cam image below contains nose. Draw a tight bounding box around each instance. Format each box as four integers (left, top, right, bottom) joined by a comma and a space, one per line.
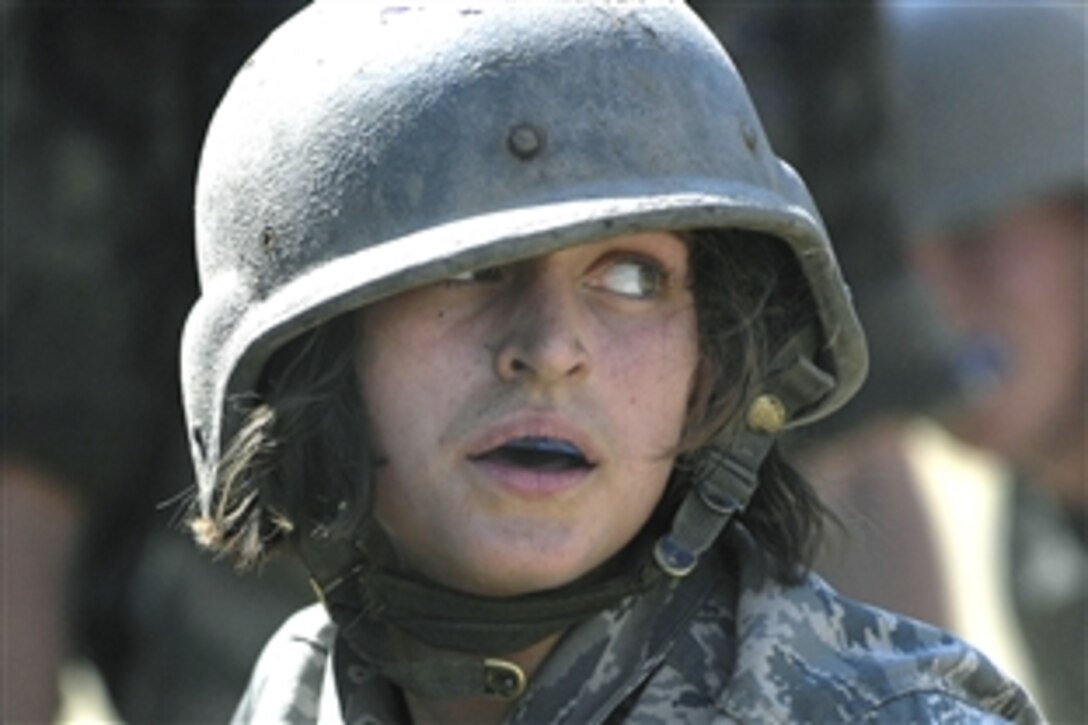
493, 268, 589, 385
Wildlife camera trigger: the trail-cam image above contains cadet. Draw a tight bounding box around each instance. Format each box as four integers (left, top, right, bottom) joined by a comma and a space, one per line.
181, 3, 1041, 722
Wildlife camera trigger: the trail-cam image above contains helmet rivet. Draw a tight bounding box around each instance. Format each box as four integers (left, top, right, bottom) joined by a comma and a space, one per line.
741, 120, 759, 152
746, 394, 786, 434
507, 123, 546, 161
260, 226, 276, 248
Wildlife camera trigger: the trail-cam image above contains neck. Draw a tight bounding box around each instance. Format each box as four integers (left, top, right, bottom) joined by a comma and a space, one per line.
400, 633, 561, 725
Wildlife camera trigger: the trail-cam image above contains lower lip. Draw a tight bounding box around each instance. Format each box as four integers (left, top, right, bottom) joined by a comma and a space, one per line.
470, 459, 593, 497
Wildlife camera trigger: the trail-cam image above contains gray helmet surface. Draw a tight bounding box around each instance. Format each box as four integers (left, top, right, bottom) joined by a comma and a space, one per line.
182, 1, 867, 512
888, 3, 1088, 239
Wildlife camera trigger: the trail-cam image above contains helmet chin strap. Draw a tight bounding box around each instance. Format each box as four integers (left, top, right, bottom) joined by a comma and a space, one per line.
297, 328, 834, 701
654, 332, 835, 577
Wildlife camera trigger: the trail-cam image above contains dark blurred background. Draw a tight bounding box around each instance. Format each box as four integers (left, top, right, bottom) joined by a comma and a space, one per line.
3, 5, 313, 721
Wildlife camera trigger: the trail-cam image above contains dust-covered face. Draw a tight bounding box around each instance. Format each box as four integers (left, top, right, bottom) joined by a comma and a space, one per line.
354, 232, 698, 596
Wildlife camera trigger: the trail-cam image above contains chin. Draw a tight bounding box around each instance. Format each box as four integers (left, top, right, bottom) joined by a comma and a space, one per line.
453, 549, 598, 598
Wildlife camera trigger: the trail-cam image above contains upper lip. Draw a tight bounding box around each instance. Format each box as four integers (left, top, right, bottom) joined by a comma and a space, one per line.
465, 413, 601, 466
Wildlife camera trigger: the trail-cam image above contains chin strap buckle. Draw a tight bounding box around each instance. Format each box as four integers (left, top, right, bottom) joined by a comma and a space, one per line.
483, 659, 527, 700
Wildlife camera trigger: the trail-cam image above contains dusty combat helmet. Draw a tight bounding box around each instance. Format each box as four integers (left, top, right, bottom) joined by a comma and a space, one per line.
182, 0, 867, 699
888, 3, 1087, 239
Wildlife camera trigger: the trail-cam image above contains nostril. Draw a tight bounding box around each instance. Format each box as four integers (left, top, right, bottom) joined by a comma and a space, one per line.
495, 341, 537, 381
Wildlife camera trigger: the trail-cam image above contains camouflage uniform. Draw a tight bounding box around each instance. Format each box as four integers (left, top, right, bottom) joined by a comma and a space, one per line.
234, 527, 1040, 723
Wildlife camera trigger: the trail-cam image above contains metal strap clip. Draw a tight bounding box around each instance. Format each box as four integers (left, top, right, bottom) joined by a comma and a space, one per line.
483, 658, 526, 699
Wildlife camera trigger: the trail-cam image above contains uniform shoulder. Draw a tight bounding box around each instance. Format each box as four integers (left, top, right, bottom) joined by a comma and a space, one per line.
722, 567, 1041, 723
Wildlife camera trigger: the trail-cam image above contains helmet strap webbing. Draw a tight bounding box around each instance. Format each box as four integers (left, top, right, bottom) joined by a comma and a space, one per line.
332, 616, 532, 701
652, 430, 774, 576
654, 335, 835, 577
351, 526, 664, 656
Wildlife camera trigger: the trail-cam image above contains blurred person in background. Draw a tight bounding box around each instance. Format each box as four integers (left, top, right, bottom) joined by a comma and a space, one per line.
889, 4, 1086, 722
3, 4, 309, 721
691, 1, 959, 630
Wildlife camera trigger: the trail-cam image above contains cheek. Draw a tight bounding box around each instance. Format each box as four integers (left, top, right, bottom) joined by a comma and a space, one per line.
355, 305, 489, 468
354, 308, 438, 453
607, 311, 698, 441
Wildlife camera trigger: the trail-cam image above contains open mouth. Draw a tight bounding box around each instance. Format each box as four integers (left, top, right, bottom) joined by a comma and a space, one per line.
471, 436, 594, 472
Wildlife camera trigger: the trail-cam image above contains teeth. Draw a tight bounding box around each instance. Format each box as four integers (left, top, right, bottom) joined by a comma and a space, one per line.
481, 436, 590, 470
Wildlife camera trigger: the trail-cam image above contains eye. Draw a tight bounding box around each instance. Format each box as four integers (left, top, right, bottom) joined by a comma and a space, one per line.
596, 258, 667, 299
446, 266, 506, 285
